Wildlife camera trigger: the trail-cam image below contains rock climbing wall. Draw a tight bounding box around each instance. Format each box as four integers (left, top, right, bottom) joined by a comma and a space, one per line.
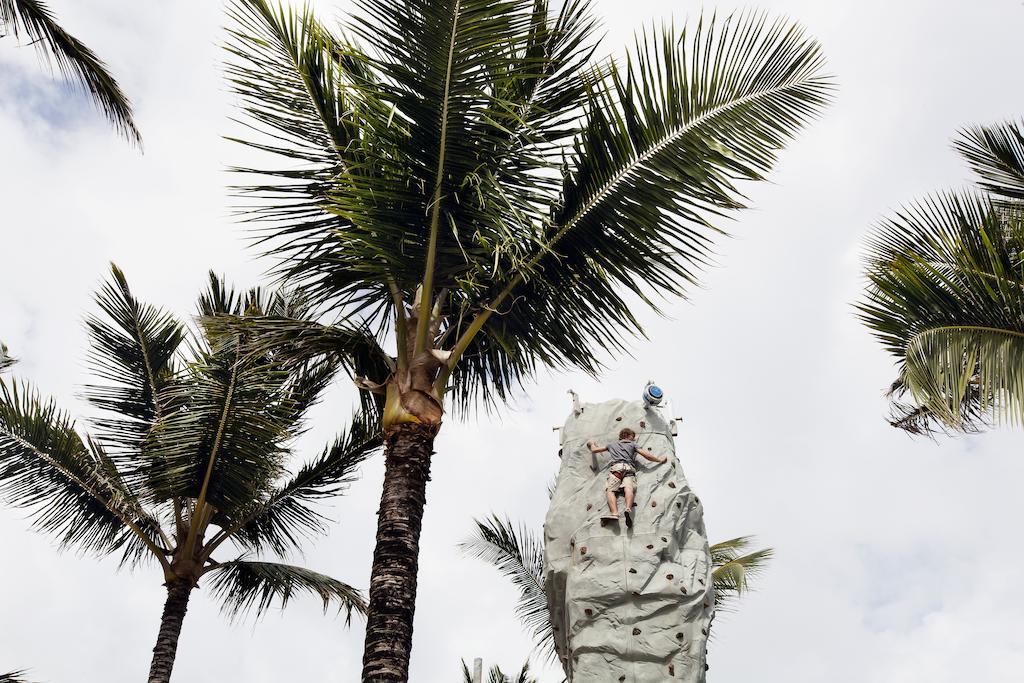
544, 398, 713, 682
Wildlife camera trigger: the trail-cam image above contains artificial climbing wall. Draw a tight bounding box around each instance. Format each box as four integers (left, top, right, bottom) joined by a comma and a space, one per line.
544, 398, 714, 682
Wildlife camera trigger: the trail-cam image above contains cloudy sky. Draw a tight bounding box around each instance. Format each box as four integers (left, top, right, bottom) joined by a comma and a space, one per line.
2, 0, 1023, 681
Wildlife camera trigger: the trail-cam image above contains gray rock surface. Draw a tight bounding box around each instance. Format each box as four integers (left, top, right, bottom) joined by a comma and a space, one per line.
544, 398, 713, 682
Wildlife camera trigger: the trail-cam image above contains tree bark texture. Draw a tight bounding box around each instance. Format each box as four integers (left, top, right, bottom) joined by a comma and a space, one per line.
147, 580, 192, 683
361, 422, 436, 682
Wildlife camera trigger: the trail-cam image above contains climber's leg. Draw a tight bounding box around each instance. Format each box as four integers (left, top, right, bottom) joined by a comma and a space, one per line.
606, 488, 619, 516
623, 482, 635, 511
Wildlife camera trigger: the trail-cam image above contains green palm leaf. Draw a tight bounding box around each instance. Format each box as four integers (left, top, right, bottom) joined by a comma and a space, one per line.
860, 190, 1024, 432
0, 379, 158, 557
0, 0, 140, 143
710, 537, 773, 610
441, 11, 833, 411
0, 343, 14, 373
216, 410, 382, 557
460, 516, 552, 661
460, 660, 538, 683
199, 313, 393, 422
83, 264, 185, 455
955, 119, 1024, 201
204, 559, 366, 622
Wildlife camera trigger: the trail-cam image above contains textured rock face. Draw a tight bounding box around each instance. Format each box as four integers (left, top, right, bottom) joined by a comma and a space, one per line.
544, 398, 713, 682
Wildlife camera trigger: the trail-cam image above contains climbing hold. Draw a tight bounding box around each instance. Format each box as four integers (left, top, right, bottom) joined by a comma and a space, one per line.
619, 677, 626, 682
586, 503, 592, 511
703, 602, 709, 609
646, 544, 654, 550
701, 628, 708, 636
651, 500, 657, 507
580, 546, 587, 555
661, 537, 667, 542
666, 573, 674, 580
681, 586, 687, 594
668, 481, 676, 488
640, 420, 646, 428
616, 416, 622, 421
628, 568, 637, 574
668, 664, 675, 676
585, 608, 593, 616
676, 502, 682, 508
675, 632, 684, 640
632, 628, 642, 636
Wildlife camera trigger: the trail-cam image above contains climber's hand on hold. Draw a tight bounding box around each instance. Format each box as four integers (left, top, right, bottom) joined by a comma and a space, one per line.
586, 440, 607, 454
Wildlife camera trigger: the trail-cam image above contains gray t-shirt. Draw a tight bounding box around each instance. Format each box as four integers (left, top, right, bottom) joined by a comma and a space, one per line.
605, 439, 639, 470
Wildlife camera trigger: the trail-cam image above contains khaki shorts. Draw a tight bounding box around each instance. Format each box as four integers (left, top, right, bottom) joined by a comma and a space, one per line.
605, 463, 637, 493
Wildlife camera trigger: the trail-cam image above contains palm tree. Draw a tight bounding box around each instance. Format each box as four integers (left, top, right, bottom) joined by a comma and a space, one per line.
221, 0, 830, 676
0, 0, 140, 143
0, 672, 31, 683
860, 119, 1024, 434
460, 660, 537, 683
0, 266, 378, 682
460, 516, 772, 662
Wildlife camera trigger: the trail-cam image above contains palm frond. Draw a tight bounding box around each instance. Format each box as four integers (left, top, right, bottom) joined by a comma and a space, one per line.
219, 411, 381, 557
710, 537, 773, 609
0, 379, 158, 557
199, 312, 393, 421
955, 119, 1024, 201
0, 671, 32, 683
0, 343, 15, 373
860, 191, 1024, 432
143, 333, 293, 516
204, 559, 365, 622
460, 516, 552, 661
83, 264, 185, 455
0, 0, 140, 143
443, 11, 832, 412
904, 327, 1024, 429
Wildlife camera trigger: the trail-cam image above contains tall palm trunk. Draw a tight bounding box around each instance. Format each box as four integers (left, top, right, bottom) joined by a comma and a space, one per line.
148, 580, 193, 683
361, 422, 436, 682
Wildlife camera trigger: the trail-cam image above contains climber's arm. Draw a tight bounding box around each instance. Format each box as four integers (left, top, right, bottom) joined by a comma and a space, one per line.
586, 440, 607, 454
637, 448, 667, 464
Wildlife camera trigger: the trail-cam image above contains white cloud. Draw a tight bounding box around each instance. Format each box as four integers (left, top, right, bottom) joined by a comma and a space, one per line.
2, 0, 1024, 681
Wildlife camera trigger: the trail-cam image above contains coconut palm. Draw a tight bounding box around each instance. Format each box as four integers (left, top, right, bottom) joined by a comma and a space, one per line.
460, 516, 772, 662
0, 266, 378, 683
460, 660, 537, 683
860, 119, 1024, 434
0, 0, 139, 143
0, 672, 31, 683
221, 0, 829, 676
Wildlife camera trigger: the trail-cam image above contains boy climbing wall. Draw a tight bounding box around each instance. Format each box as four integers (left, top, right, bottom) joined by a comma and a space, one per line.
587, 427, 666, 528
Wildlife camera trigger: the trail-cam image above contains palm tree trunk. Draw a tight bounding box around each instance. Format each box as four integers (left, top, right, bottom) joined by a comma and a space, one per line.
148, 580, 192, 683
361, 422, 436, 682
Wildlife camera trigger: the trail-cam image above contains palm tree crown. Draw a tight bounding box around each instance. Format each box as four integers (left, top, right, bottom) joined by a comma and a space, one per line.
860, 119, 1024, 434
1, 0, 140, 143
0, 266, 377, 681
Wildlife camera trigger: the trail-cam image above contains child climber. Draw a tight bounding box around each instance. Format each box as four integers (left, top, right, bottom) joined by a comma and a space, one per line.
587, 427, 666, 528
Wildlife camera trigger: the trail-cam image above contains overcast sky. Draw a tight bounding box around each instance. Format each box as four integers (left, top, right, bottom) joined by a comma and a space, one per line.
2, 1, 1024, 681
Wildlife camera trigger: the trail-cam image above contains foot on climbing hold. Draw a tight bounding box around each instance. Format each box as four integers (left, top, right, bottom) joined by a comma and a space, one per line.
623, 508, 633, 528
